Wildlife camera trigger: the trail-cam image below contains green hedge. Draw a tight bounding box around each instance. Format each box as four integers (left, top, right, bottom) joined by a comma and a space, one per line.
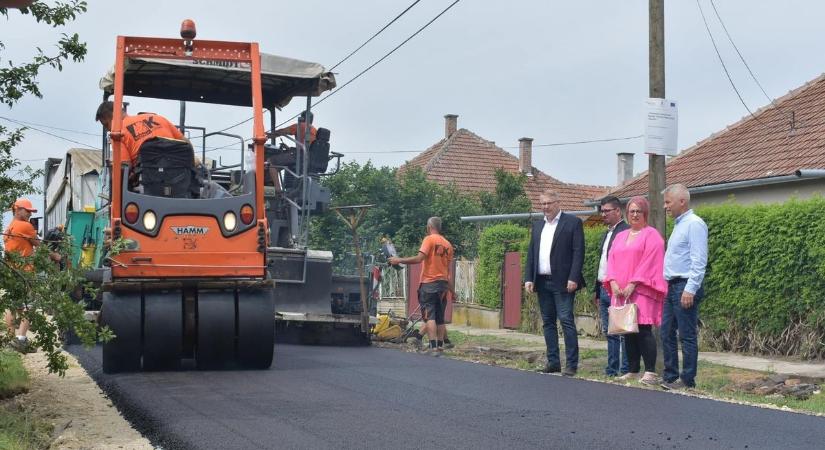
477, 222, 604, 311
476, 224, 529, 308
478, 198, 825, 358
697, 197, 825, 358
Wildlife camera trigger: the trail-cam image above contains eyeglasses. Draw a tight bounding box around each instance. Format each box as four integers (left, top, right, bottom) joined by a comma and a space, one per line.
600, 207, 618, 214
540, 201, 558, 206
628, 210, 644, 215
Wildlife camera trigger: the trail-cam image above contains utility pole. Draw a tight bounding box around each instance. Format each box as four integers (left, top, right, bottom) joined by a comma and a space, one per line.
649, 0, 667, 372
649, 0, 666, 235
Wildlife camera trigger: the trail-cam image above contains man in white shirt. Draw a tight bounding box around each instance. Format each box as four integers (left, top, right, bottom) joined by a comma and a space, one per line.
593, 196, 630, 376
524, 190, 585, 376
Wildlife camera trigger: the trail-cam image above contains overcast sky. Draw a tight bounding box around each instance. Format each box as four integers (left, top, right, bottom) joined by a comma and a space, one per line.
4, 0, 825, 198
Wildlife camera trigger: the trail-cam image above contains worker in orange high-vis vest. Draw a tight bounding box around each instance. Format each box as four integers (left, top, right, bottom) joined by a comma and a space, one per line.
95, 100, 187, 168
3, 198, 40, 352
389, 217, 455, 356
267, 110, 317, 192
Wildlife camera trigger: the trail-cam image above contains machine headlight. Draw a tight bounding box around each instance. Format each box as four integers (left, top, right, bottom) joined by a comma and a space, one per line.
223, 211, 237, 231
143, 210, 157, 231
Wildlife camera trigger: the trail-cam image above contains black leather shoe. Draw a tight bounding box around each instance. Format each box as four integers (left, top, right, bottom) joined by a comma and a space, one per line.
562, 367, 577, 377
540, 364, 561, 374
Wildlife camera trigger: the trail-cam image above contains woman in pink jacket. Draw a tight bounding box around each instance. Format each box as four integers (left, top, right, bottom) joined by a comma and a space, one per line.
605, 196, 668, 385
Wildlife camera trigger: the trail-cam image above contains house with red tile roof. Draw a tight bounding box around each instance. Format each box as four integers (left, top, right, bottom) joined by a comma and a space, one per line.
401, 114, 610, 213
606, 74, 825, 205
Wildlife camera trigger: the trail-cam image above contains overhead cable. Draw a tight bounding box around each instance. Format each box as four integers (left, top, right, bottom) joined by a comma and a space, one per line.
329, 0, 423, 71
709, 0, 772, 103
273, 0, 463, 130
695, 0, 758, 119
207, 0, 422, 136
0, 116, 97, 149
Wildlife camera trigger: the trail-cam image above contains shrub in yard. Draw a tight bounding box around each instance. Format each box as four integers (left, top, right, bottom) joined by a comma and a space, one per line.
697, 197, 825, 358
476, 224, 529, 308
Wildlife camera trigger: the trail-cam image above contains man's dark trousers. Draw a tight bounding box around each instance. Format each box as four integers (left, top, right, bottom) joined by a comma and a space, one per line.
598, 285, 628, 376
662, 278, 703, 387
537, 275, 578, 370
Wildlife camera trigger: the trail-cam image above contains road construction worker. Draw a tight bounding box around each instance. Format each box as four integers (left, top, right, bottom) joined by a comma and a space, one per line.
95, 100, 187, 169
3, 198, 39, 352
265, 111, 318, 192
389, 217, 454, 355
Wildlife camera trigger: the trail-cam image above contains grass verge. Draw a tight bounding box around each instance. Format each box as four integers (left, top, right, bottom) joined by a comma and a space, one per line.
0, 349, 52, 450
443, 331, 825, 415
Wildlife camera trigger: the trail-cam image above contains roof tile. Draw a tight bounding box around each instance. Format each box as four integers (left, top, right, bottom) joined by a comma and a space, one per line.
400, 128, 609, 211
611, 73, 825, 198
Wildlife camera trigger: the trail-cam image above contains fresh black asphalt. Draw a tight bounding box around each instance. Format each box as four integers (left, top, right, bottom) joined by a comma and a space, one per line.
68, 343, 825, 449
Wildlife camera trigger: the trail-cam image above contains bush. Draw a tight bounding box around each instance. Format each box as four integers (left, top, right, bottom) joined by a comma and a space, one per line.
476, 224, 529, 308
697, 197, 825, 358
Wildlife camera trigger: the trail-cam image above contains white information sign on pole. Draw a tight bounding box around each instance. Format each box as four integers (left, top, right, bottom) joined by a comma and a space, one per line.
645, 98, 678, 156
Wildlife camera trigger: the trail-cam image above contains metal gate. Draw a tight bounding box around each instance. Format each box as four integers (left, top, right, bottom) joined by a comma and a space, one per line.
501, 251, 521, 329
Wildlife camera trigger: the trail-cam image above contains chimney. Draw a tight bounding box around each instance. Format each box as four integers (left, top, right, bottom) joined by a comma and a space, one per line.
617, 152, 634, 185
444, 114, 458, 138
519, 137, 533, 175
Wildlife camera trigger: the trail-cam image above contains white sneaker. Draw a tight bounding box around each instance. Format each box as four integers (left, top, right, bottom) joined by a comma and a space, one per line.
639, 371, 660, 386
617, 372, 641, 381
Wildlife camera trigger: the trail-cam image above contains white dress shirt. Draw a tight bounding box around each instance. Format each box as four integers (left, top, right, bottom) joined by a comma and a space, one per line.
597, 223, 618, 282
537, 211, 561, 275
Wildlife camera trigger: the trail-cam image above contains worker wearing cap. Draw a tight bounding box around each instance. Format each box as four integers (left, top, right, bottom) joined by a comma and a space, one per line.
3, 198, 40, 351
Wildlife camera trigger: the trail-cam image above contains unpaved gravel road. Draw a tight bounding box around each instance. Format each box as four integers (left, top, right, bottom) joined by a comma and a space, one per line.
19, 350, 153, 449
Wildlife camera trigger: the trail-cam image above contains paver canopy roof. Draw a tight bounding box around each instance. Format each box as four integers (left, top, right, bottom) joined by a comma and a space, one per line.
100, 53, 336, 108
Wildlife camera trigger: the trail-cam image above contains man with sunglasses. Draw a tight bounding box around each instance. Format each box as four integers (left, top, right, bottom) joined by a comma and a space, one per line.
594, 196, 630, 376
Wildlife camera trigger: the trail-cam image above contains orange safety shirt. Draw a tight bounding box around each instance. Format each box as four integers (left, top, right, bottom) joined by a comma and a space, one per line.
3, 218, 37, 257
282, 123, 317, 144
418, 233, 453, 283
120, 113, 185, 166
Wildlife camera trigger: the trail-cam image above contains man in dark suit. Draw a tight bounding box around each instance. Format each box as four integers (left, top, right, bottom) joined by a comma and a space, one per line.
593, 195, 630, 376
524, 189, 586, 376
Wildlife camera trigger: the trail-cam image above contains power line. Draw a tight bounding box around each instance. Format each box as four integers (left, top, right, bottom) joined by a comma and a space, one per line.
329, 0, 422, 71
347, 135, 643, 154
0, 117, 99, 136
313, 1, 462, 113
516, 135, 643, 148
273, 0, 462, 131
204, 1, 422, 135
695, 0, 758, 119
0, 116, 98, 149
709, 0, 772, 103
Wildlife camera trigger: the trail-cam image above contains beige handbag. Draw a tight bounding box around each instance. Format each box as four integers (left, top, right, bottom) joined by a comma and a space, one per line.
608, 297, 638, 335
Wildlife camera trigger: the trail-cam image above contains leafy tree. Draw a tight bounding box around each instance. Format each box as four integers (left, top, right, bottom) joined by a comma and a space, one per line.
478, 168, 532, 215
1, 1, 100, 376
309, 161, 401, 273
309, 163, 484, 273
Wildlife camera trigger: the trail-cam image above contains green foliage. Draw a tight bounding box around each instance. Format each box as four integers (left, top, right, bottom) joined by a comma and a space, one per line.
696, 197, 825, 358
475, 223, 528, 308
0, 350, 28, 399
0, 1, 88, 106
1, 1, 101, 376
573, 225, 610, 315
310, 163, 482, 273
478, 169, 532, 215
0, 402, 52, 450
